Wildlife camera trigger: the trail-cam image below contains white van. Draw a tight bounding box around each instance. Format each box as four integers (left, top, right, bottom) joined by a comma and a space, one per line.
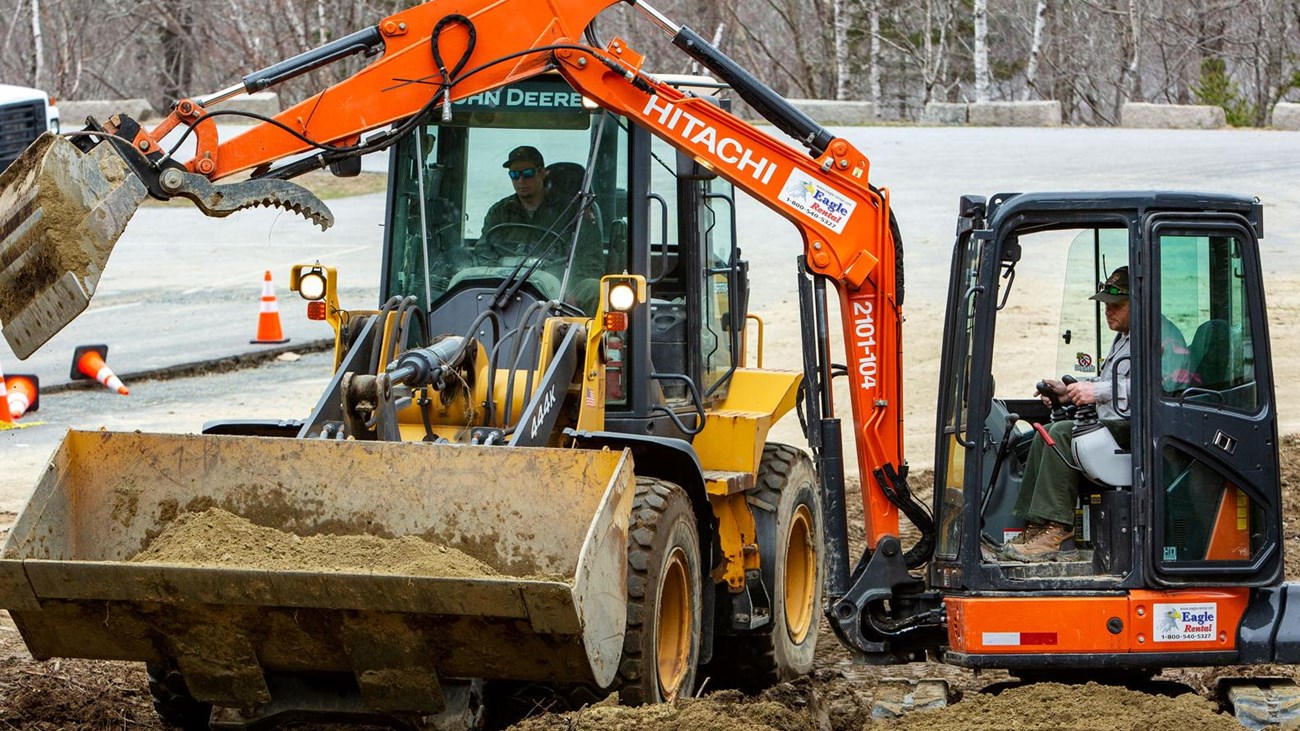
0, 84, 60, 171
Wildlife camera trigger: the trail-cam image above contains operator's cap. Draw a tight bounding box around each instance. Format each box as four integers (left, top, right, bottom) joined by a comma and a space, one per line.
1089, 266, 1130, 303
502, 145, 545, 169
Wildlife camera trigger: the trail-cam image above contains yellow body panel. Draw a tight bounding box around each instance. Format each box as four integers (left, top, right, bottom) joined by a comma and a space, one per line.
692, 369, 801, 474
708, 493, 762, 591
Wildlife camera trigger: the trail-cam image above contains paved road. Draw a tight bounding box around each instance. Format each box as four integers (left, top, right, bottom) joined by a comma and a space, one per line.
2, 124, 1298, 509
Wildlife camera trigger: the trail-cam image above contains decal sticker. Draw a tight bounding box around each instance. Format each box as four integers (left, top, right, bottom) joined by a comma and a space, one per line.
982, 632, 1058, 646
1003, 529, 1024, 543
1075, 352, 1095, 373
1163, 546, 1178, 561
779, 170, 856, 234
1154, 603, 1217, 643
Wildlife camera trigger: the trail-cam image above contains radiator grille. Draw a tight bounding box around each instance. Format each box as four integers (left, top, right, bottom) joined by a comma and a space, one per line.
0, 99, 46, 172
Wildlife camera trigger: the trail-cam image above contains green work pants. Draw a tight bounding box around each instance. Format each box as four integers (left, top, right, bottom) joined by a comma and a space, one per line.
1015, 419, 1131, 525
1015, 421, 1079, 525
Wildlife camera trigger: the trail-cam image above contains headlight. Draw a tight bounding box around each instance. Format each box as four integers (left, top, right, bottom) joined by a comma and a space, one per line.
298, 271, 327, 300
608, 283, 636, 311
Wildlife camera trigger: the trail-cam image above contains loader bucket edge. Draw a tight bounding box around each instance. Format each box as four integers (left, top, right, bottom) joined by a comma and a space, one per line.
0, 430, 635, 703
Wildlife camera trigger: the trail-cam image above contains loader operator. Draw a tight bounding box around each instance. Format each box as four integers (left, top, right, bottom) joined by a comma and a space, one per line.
999, 267, 1135, 563
480, 145, 604, 311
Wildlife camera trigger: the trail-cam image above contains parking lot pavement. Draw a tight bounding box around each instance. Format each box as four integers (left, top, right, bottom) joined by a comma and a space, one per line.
2, 124, 1297, 495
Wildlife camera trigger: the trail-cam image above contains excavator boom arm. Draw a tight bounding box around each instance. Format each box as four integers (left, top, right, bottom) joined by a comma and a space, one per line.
114, 0, 907, 547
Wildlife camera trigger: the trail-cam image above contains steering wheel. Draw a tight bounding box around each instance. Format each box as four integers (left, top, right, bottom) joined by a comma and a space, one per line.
474, 222, 567, 266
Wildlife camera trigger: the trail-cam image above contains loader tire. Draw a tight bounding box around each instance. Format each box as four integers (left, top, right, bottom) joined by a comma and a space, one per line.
146, 663, 211, 730
706, 444, 822, 688
616, 477, 702, 705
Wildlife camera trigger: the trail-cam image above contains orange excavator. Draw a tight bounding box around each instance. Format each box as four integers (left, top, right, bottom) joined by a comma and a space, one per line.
0, 0, 1295, 728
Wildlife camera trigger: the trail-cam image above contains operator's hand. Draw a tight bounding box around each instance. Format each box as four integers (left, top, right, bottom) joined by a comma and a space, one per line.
1066, 380, 1097, 405
1038, 379, 1069, 407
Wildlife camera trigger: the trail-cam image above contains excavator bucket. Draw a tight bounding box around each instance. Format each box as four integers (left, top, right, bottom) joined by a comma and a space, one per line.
0, 133, 147, 359
0, 430, 635, 714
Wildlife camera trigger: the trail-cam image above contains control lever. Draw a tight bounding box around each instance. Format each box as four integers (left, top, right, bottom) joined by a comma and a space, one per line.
1035, 376, 1072, 422
1061, 374, 1100, 425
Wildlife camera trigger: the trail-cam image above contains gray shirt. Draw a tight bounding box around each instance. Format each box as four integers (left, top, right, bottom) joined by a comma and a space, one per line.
1093, 332, 1131, 420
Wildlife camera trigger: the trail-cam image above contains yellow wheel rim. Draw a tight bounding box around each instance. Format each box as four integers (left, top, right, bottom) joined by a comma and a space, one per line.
656, 547, 691, 698
784, 504, 817, 644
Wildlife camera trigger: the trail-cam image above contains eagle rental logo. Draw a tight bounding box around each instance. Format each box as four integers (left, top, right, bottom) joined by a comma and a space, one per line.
1154, 602, 1217, 642
779, 170, 857, 233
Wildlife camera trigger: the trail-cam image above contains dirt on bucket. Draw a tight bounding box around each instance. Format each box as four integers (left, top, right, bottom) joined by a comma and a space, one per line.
129, 507, 500, 578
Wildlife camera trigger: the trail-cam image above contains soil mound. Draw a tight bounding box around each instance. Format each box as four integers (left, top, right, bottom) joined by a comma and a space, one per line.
877, 681, 1239, 731
130, 507, 499, 577
507, 691, 814, 731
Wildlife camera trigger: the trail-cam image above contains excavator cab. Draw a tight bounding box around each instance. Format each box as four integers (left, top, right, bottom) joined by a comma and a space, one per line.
924, 192, 1285, 672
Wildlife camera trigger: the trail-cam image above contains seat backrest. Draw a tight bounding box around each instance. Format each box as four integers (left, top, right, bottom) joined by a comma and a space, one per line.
546, 162, 586, 204
1187, 319, 1231, 390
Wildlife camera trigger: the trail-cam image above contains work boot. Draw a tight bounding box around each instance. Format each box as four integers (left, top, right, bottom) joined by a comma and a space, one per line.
1001, 521, 1076, 563
994, 523, 1044, 560
979, 535, 1001, 562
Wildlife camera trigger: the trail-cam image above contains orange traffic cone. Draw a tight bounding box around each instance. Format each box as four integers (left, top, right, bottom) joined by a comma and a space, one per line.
71, 344, 130, 396
251, 270, 290, 345
0, 360, 13, 427
6, 374, 38, 419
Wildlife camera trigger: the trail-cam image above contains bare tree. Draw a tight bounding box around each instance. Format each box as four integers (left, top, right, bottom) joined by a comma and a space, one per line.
28, 0, 42, 88
973, 0, 989, 102
870, 0, 882, 116
834, 0, 850, 100
1023, 0, 1048, 100
0, 0, 1292, 127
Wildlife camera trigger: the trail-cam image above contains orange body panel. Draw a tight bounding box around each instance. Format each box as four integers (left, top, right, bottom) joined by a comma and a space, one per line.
947, 589, 1249, 655
1205, 486, 1251, 561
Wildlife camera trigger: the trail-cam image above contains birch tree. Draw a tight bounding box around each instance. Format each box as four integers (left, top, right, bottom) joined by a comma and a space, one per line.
28, 0, 42, 88
869, 0, 881, 116
972, 0, 989, 102
1022, 0, 1048, 100
834, 0, 850, 100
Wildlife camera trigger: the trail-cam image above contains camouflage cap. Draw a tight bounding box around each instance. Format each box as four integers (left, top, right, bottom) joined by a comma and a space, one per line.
1089, 266, 1130, 303
502, 145, 545, 168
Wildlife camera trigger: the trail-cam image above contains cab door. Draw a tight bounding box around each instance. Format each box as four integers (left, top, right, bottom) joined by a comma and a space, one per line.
1142, 212, 1281, 586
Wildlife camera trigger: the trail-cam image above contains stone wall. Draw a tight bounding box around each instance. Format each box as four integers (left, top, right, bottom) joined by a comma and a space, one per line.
968, 101, 1062, 127
1273, 103, 1300, 131
782, 99, 877, 126
58, 99, 156, 125
1120, 103, 1226, 130
922, 103, 968, 125
208, 92, 282, 118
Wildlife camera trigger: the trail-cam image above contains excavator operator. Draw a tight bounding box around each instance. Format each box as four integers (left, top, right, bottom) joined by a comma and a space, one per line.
480, 145, 604, 311
999, 266, 1134, 563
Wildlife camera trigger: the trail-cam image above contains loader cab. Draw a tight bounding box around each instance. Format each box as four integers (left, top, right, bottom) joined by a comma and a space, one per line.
931, 192, 1280, 594
378, 74, 746, 439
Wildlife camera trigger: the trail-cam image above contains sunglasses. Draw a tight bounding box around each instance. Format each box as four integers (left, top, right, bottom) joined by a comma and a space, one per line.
1096, 283, 1129, 296
507, 167, 540, 180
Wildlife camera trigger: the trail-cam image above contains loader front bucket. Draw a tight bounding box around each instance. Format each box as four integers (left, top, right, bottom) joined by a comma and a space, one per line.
0, 430, 635, 715
0, 133, 147, 358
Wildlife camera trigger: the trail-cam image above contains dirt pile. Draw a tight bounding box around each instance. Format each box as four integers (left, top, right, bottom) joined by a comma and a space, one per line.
876, 682, 1238, 731
0, 654, 158, 731
1280, 433, 1300, 580
130, 508, 499, 577
507, 690, 814, 731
